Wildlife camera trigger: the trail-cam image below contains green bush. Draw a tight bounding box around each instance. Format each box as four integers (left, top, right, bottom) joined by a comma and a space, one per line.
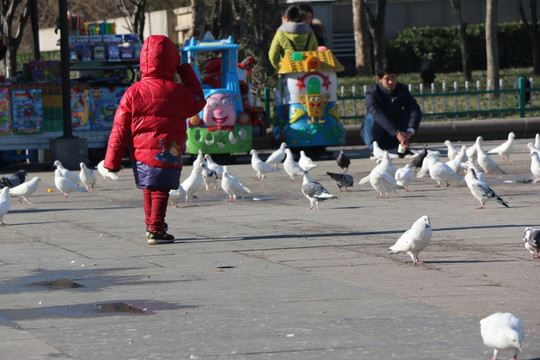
386, 22, 532, 74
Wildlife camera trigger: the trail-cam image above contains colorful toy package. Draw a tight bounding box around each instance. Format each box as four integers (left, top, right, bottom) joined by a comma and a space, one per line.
11, 89, 43, 134
71, 88, 91, 130
28, 60, 61, 84
89, 87, 127, 129
0, 88, 12, 134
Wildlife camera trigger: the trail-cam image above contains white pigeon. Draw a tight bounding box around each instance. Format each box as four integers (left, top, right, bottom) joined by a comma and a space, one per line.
476, 144, 506, 175
526, 142, 540, 156
284, 148, 305, 182
298, 150, 318, 171
480, 312, 524, 360
465, 160, 485, 183
301, 171, 337, 210
368, 166, 400, 198
445, 156, 466, 175
221, 166, 253, 202
180, 165, 204, 202
530, 151, 540, 183
9, 176, 41, 204
372, 140, 398, 161
54, 169, 88, 197
54, 160, 81, 184
394, 163, 414, 191
79, 162, 97, 190
265, 142, 287, 169
444, 139, 459, 160
388, 215, 432, 265
378, 150, 397, 177
0, 187, 10, 225
454, 145, 469, 164
192, 149, 206, 170
204, 154, 224, 179
250, 149, 282, 180
466, 136, 482, 163
464, 167, 509, 209
168, 187, 186, 207
423, 152, 464, 187
523, 227, 540, 259
201, 163, 219, 190
535, 133, 540, 150
488, 131, 516, 162
97, 160, 119, 181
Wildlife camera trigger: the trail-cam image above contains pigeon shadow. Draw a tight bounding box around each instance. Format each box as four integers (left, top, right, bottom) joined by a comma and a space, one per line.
435, 223, 531, 232
423, 259, 513, 264
8, 206, 136, 214
184, 223, 533, 244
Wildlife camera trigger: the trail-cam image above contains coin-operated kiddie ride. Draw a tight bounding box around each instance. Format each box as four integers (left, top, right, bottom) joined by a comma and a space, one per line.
272, 50, 346, 149
180, 36, 264, 156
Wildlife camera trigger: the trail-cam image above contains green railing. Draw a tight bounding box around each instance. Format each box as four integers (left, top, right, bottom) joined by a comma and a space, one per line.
262, 77, 540, 126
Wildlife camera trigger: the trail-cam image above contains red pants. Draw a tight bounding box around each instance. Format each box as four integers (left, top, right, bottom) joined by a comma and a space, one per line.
143, 188, 169, 232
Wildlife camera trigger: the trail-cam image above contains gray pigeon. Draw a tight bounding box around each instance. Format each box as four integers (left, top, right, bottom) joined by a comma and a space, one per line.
0, 170, 27, 188
523, 227, 540, 259
302, 171, 337, 210
326, 171, 354, 191
464, 167, 508, 209
336, 149, 350, 173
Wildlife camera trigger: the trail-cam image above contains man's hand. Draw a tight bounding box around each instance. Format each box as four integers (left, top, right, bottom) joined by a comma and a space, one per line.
396, 131, 410, 148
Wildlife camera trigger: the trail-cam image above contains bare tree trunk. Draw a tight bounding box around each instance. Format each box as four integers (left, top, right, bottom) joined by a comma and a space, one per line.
234, 0, 281, 87
486, 0, 499, 90
361, 0, 386, 68
211, 0, 235, 39
0, 0, 31, 75
519, 0, 540, 75
117, 0, 146, 42
449, 0, 471, 81
191, 0, 206, 40
352, 0, 373, 75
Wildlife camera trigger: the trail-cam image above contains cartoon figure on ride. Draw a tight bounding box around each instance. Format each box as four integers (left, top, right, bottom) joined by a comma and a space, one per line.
272, 50, 346, 148
181, 35, 263, 155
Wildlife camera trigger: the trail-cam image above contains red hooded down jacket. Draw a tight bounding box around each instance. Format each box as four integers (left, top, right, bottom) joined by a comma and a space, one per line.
104, 35, 206, 171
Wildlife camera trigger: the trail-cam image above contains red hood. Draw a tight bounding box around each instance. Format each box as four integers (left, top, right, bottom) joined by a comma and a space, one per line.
139, 35, 179, 81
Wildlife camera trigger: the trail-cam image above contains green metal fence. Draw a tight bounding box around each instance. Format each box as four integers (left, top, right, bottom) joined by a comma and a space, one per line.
263, 76, 540, 126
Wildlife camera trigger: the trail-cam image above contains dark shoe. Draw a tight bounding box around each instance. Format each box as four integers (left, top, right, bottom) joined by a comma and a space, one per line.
147, 230, 175, 245
398, 149, 414, 158
146, 222, 168, 238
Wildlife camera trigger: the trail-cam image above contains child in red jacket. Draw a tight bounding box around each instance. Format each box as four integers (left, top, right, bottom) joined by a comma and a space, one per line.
104, 35, 206, 245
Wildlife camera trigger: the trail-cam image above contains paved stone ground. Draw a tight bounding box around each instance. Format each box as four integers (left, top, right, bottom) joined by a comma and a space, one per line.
0, 138, 539, 360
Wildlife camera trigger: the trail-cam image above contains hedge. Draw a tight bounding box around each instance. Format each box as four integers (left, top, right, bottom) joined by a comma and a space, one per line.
386, 22, 533, 74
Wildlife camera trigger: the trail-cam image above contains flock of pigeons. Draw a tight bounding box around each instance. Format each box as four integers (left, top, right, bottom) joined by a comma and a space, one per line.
367, 132, 540, 265
0, 133, 538, 358
165, 134, 538, 359
0, 159, 119, 225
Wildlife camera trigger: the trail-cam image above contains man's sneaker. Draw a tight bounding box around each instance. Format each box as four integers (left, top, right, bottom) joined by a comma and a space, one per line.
146, 223, 168, 238
147, 230, 175, 245
398, 149, 414, 158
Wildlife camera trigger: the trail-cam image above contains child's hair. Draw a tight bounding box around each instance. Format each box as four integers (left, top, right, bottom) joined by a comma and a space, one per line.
298, 3, 313, 18
376, 59, 398, 78
283, 5, 303, 22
